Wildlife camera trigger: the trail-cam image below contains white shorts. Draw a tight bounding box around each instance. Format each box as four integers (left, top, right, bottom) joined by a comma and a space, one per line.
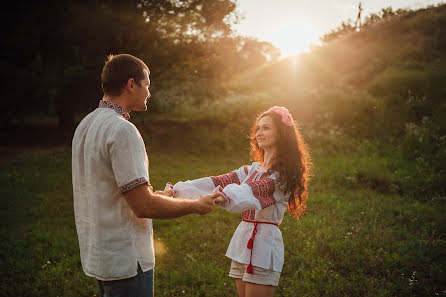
228, 260, 281, 287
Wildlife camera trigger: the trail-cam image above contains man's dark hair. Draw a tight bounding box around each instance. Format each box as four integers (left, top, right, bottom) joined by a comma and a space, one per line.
101, 54, 150, 96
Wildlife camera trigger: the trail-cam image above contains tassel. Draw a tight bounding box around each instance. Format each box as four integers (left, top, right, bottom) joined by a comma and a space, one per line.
247, 237, 254, 249
246, 263, 254, 274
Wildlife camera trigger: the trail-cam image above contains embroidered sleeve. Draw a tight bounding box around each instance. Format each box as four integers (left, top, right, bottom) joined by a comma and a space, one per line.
210, 164, 253, 188
210, 171, 240, 188
214, 185, 231, 204
173, 165, 253, 200
109, 123, 149, 195
120, 177, 149, 193
245, 178, 276, 208
217, 171, 280, 213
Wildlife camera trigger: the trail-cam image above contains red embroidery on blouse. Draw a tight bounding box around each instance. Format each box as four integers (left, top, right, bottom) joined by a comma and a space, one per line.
245, 170, 276, 209
243, 166, 249, 175
249, 209, 255, 220
119, 177, 148, 193
242, 210, 250, 220
99, 100, 130, 121
242, 210, 256, 220
245, 170, 266, 183
211, 171, 240, 188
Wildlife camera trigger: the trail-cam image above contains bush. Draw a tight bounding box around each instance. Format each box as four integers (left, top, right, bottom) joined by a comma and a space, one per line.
149, 79, 228, 113
402, 116, 446, 195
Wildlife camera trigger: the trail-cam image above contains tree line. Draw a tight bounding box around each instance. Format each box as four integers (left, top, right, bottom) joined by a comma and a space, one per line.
2, 0, 280, 131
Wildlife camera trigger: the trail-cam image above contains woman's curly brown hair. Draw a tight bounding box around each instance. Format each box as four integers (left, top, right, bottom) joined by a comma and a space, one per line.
250, 110, 311, 219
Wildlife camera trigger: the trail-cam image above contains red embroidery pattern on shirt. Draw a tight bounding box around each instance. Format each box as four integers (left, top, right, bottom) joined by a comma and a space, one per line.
99, 100, 130, 121
120, 177, 148, 193
249, 209, 255, 220
211, 171, 240, 188
243, 166, 249, 175
242, 210, 256, 220
245, 170, 266, 183
245, 170, 276, 209
242, 210, 250, 220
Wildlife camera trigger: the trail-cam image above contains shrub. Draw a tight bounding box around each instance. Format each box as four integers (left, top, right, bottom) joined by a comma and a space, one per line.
402, 116, 446, 195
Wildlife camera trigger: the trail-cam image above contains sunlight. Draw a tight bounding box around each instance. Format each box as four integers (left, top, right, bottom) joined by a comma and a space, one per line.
154, 238, 167, 256
268, 20, 321, 57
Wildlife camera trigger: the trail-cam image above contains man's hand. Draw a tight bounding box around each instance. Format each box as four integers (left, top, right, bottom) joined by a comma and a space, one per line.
154, 182, 174, 197
194, 192, 221, 215
215, 194, 227, 207
154, 189, 173, 196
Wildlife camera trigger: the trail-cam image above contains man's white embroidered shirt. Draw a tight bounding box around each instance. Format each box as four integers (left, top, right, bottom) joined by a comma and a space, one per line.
72, 100, 154, 281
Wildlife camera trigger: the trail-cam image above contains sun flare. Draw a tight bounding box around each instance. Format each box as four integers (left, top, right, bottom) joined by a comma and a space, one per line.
268, 20, 321, 57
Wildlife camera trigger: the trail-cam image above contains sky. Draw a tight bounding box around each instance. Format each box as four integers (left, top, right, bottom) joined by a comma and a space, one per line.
232, 0, 444, 56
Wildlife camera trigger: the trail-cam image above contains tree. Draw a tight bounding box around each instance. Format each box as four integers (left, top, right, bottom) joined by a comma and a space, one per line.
321, 20, 356, 43
3, 0, 240, 131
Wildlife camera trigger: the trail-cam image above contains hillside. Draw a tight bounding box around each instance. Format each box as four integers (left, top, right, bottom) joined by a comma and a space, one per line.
226, 4, 446, 195
235, 4, 446, 97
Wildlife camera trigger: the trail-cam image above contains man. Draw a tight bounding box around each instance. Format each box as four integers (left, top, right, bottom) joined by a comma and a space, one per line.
72, 54, 220, 297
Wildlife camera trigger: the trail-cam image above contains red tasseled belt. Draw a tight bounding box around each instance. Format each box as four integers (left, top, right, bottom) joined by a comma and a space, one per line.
242, 219, 279, 274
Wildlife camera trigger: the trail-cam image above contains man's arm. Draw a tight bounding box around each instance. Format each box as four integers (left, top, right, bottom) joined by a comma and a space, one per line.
123, 184, 220, 219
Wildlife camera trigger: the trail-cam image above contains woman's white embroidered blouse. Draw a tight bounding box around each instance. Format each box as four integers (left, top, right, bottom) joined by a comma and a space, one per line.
172, 162, 288, 272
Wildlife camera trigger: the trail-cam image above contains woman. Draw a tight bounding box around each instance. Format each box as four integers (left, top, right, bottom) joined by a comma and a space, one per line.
162, 106, 310, 297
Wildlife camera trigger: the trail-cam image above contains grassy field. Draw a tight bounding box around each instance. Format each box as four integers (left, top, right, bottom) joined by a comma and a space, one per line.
0, 130, 445, 297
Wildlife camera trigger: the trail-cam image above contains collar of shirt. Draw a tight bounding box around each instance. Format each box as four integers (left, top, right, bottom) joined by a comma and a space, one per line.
98, 100, 130, 121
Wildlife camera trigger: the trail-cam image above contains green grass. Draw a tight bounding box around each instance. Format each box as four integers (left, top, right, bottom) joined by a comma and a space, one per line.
0, 135, 445, 297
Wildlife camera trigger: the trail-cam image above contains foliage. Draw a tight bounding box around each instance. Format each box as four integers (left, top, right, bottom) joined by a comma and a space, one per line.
321, 6, 413, 43
136, 0, 238, 41
402, 116, 446, 195
3, 0, 282, 132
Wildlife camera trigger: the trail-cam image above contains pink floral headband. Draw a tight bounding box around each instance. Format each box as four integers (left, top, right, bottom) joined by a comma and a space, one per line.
265, 106, 294, 126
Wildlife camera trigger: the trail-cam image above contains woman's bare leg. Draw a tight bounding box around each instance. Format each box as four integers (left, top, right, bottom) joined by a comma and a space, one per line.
235, 279, 246, 297
245, 282, 275, 297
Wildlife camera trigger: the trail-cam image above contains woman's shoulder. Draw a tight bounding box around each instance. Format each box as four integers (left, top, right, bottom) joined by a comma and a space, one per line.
250, 162, 261, 169
254, 162, 279, 178
244, 162, 264, 175
244, 162, 280, 181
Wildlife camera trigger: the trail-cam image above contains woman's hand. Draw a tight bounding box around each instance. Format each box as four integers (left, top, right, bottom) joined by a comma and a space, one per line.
214, 193, 228, 207
154, 182, 174, 197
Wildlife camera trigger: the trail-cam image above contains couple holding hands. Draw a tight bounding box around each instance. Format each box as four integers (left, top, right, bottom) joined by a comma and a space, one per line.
72, 54, 310, 297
